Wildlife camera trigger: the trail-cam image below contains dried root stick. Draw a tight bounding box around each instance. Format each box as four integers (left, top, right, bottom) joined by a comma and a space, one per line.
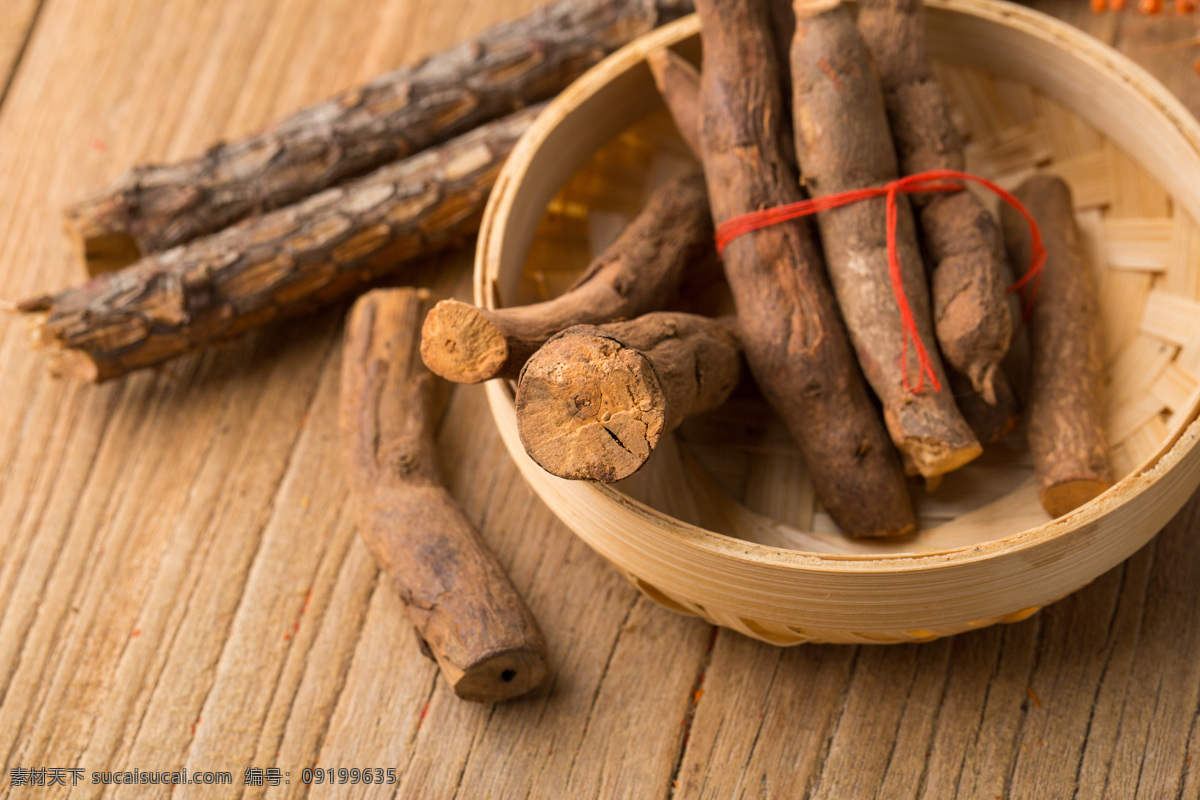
516, 312, 741, 482
790, 0, 980, 479
645, 50, 703, 157
19, 107, 539, 383
420, 172, 712, 383
341, 288, 548, 702
695, 0, 915, 538
1002, 176, 1113, 517
65, 0, 694, 273
857, 0, 1013, 404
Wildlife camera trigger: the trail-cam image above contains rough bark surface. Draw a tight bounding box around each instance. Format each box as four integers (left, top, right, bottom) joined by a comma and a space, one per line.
1002, 175, 1114, 518
340, 288, 548, 702
20, 107, 539, 382
63, 0, 694, 273
951, 366, 1020, 445
790, 0, 980, 479
695, 0, 915, 538
515, 312, 741, 482
420, 171, 713, 383
857, 0, 1013, 402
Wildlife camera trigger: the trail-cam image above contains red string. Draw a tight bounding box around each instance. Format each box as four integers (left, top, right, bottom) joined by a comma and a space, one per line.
715, 169, 1046, 395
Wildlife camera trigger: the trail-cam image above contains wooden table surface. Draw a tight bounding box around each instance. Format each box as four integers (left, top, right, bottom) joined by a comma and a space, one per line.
2, 1, 1199, 797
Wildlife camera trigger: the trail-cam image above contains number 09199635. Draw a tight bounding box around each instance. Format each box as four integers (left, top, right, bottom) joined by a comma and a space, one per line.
300, 768, 396, 785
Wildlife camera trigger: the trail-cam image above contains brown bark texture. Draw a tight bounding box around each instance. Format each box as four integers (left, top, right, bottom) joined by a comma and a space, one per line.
515, 312, 741, 482
695, 0, 915, 538
768, 0, 798, 163
420, 171, 713, 384
340, 288, 548, 702
857, 0, 1013, 403
790, 0, 980, 479
63, 0, 694, 274
1002, 175, 1114, 518
950, 366, 1020, 445
19, 106, 539, 383
645, 49, 703, 158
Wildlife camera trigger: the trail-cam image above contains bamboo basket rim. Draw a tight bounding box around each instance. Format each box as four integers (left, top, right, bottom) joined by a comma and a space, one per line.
475, 0, 1200, 577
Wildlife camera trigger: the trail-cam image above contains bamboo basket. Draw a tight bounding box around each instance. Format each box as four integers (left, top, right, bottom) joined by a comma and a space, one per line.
475, 0, 1200, 644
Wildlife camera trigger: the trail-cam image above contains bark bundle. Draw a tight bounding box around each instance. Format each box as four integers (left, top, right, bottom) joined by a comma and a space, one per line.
857, 0, 1014, 404
340, 288, 548, 702
1002, 176, 1113, 517
20, 107, 539, 382
789, 0, 980, 480
420, 172, 713, 383
65, 0, 694, 273
691, 0, 915, 538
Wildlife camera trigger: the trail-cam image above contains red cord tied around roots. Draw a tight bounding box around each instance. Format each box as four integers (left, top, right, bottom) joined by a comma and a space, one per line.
715, 169, 1047, 395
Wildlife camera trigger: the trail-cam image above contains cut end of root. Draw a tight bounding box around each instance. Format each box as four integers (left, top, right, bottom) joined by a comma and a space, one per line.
20, 312, 103, 382
903, 438, 983, 480
449, 646, 549, 703
516, 331, 667, 483
420, 300, 509, 384
1040, 479, 1113, 518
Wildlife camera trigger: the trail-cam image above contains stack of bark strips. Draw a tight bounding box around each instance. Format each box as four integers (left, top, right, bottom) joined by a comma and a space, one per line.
17, 0, 696, 381
506, 42, 1199, 549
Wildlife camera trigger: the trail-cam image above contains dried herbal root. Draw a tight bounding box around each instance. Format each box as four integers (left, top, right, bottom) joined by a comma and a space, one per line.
950, 367, 1020, 445
19, 107, 539, 383
341, 288, 548, 702
857, 0, 1012, 402
1002, 175, 1114, 518
790, 0, 980, 479
645, 50, 703, 158
420, 172, 712, 384
515, 312, 741, 482
65, 0, 694, 274
695, 0, 914, 538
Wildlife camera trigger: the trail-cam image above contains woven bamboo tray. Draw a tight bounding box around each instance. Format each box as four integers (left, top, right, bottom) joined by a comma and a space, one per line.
475, 0, 1200, 644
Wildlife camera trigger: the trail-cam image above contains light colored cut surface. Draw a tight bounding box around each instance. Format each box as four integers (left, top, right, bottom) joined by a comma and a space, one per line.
420, 299, 510, 384
518, 331, 665, 482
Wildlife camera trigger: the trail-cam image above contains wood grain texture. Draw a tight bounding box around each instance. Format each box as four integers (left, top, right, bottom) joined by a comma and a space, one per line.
1, 1, 1199, 798
0, 0, 42, 109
